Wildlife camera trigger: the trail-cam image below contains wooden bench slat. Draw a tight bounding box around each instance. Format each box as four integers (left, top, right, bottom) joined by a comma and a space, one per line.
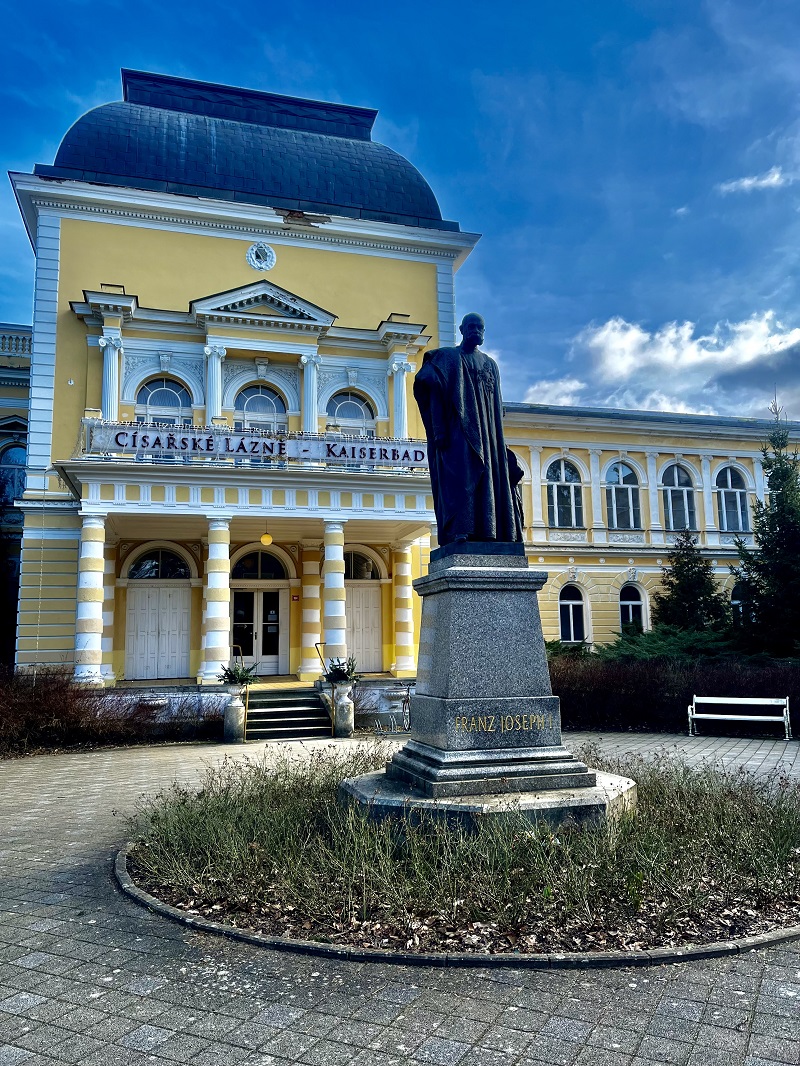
691, 713, 787, 722
692, 697, 787, 706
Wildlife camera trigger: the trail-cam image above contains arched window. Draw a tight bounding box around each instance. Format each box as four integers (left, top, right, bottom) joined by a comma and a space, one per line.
128, 549, 190, 580
231, 551, 287, 580
344, 551, 379, 580
662, 464, 696, 530
620, 584, 644, 630
730, 581, 748, 627
716, 467, 749, 532
234, 385, 287, 433
559, 584, 585, 642
0, 444, 26, 506
547, 459, 584, 528
136, 378, 193, 426
326, 391, 376, 437
606, 462, 641, 530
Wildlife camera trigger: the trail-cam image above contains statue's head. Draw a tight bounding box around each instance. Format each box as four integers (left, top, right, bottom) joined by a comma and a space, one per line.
459, 313, 485, 351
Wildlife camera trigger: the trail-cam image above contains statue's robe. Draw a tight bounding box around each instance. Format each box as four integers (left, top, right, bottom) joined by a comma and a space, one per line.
414, 344, 523, 544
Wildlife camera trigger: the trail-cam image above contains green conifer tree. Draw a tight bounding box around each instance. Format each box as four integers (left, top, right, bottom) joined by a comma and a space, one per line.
733, 409, 800, 657
651, 529, 729, 630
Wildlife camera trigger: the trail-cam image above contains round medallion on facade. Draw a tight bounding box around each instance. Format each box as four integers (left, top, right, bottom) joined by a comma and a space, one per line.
246, 242, 276, 271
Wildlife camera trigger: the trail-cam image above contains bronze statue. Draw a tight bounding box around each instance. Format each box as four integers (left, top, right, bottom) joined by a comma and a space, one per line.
414, 313, 523, 545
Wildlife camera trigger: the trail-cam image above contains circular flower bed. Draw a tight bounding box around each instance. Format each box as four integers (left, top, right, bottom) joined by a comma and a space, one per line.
127, 743, 800, 955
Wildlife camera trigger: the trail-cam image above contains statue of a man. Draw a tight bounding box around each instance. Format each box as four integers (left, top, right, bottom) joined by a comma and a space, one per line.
414, 313, 523, 545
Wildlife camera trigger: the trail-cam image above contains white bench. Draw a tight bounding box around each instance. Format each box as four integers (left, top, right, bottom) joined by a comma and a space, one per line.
688, 696, 792, 740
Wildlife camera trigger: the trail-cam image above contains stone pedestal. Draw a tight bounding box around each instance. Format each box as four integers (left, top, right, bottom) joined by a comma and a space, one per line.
342, 543, 635, 827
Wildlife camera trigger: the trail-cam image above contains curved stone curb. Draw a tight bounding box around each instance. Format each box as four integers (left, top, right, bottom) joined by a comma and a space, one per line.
115, 845, 800, 970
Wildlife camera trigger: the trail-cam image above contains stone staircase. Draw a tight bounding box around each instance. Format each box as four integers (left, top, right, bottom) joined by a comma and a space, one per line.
244, 687, 331, 742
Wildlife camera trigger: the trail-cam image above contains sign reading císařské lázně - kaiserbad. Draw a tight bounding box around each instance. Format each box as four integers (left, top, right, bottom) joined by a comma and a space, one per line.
89, 424, 428, 468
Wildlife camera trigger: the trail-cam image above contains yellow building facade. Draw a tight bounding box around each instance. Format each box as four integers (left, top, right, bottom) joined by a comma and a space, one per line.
6, 71, 792, 684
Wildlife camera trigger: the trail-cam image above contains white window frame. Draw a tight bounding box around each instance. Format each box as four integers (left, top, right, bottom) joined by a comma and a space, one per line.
233, 384, 288, 434
715, 466, 750, 532
605, 462, 641, 530
559, 584, 586, 642
662, 464, 697, 530
135, 377, 193, 426
547, 459, 584, 529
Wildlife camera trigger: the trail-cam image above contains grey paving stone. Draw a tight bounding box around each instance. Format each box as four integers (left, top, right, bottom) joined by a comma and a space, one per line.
746, 1034, 800, 1064
414, 1036, 471, 1065
635, 1034, 692, 1064
0, 738, 800, 1066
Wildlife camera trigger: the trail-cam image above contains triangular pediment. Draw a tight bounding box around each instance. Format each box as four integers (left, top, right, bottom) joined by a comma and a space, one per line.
190, 281, 336, 330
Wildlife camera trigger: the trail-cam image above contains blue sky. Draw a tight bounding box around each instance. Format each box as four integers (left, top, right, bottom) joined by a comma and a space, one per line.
4, 0, 800, 417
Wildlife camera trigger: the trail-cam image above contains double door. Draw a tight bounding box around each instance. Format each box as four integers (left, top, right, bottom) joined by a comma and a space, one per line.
126, 584, 190, 680
231, 587, 289, 675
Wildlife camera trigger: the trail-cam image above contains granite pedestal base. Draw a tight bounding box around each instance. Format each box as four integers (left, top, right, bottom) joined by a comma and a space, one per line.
342, 544, 635, 827
340, 770, 637, 832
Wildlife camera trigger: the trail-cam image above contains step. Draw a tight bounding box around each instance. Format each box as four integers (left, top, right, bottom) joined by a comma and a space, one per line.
247, 699, 322, 707
246, 725, 332, 740
247, 713, 330, 727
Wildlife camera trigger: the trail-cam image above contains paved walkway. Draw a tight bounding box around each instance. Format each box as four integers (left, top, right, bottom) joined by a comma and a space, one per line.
1, 733, 799, 1066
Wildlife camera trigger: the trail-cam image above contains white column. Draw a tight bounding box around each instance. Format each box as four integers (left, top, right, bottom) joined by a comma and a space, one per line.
589, 448, 605, 544
392, 543, 415, 675
529, 447, 545, 538
74, 515, 106, 684
754, 456, 765, 502
200, 517, 231, 682
322, 522, 346, 666
299, 541, 322, 680
700, 453, 717, 544
98, 335, 122, 422
388, 359, 412, 439
646, 451, 663, 545
204, 345, 226, 424
298, 352, 322, 433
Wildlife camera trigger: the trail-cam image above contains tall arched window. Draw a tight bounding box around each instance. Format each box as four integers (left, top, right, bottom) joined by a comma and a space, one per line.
136, 378, 193, 426
326, 391, 376, 437
0, 444, 26, 506
234, 385, 287, 433
730, 581, 748, 627
620, 584, 644, 630
547, 459, 584, 528
559, 585, 585, 642
716, 467, 749, 532
606, 462, 641, 529
662, 464, 696, 530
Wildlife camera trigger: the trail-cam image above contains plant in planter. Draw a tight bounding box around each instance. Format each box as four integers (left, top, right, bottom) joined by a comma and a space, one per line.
324, 657, 361, 737
217, 662, 260, 687
323, 656, 361, 685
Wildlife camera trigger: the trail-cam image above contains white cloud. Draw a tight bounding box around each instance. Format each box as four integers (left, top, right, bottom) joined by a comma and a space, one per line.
673, 205, 690, 216
524, 376, 587, 406
716, 166, 789, 193
518, 311, 800, 417
578, 311, 800, 384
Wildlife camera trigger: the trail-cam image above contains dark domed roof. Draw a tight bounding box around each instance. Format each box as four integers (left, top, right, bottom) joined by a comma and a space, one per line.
33, 70, 457, 231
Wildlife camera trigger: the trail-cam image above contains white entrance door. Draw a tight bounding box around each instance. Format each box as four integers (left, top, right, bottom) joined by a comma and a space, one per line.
126, 584, 190, 680
346, 583, 382, 672
231, 587, 289, 675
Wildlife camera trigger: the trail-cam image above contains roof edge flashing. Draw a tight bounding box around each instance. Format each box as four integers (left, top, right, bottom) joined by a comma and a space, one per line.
121, 69, 378, 140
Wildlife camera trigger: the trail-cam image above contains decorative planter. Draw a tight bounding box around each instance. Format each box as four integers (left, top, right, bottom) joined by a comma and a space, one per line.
224, 686, 246, 742
333, 682, 354, 738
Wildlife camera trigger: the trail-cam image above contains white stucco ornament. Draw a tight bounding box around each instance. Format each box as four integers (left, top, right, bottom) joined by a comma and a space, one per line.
246, 242, 277, 271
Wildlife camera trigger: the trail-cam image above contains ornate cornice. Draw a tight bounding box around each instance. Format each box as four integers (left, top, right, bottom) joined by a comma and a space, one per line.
28, 197, 463, 261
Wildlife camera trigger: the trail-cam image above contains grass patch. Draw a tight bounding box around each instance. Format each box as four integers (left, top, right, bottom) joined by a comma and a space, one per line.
128, 743, 800, 954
